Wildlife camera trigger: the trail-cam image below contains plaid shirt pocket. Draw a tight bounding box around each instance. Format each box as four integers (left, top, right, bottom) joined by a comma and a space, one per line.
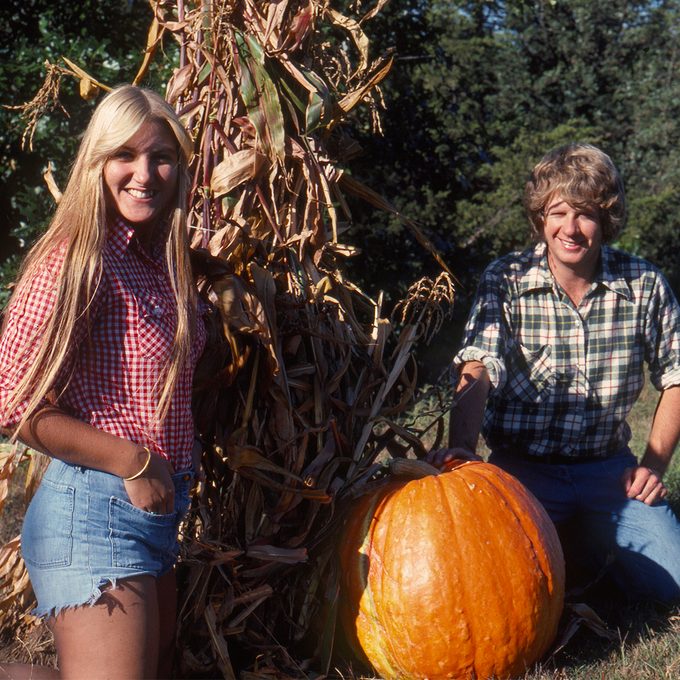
504, 343, 553, 403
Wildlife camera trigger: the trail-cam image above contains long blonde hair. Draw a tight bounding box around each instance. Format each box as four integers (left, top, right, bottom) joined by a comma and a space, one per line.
2, 85, 195, 435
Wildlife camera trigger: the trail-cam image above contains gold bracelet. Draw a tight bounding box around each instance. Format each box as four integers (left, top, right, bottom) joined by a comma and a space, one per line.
124, 447, 152, 481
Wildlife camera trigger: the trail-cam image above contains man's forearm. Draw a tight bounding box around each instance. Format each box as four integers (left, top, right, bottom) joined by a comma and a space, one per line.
641, 385, 680, 475
448, 361, 491, 451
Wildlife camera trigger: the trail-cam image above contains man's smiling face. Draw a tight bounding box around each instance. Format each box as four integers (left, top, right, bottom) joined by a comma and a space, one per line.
542, 195, 603, 281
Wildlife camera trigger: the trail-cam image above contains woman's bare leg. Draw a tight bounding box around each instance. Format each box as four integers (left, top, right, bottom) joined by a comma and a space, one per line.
50, 575, 160, 679
0, 572, 179, 680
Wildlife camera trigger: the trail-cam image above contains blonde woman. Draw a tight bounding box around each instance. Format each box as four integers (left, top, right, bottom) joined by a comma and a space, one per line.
0, 85, 205, 679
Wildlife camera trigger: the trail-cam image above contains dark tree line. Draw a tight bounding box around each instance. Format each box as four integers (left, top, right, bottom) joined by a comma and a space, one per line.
0, 0, 170, 303
346, 0, 680, 292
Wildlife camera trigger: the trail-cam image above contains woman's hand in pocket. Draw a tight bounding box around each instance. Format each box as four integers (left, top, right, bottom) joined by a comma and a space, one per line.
124, 450, 175, 514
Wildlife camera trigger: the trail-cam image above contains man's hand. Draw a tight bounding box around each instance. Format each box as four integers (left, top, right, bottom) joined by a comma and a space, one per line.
622, 465, 668, 505
426, 447, 482, 470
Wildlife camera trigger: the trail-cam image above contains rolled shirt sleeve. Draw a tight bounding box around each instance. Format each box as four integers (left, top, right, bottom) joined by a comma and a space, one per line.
453, 260, 511, 391
644, 271, 680, 391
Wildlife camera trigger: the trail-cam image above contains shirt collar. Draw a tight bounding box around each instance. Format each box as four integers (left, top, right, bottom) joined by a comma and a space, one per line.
517, 242, 553, 296
107, 218, 136, 261
598, 246, 632, 300
106, 218, 170, 263
517, 242, 632, 300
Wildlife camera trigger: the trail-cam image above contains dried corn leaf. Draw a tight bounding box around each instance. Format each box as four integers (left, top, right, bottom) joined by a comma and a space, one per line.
133, 17, 163, 85
235, 32, 286, 165
24, 451, 49, 504
227, 444, 304, 483
0, 447, 19, 515
61, 56, 111, 95
78, 77, 99, 100
205, 604, 237, 680
42, 162, 63, 203
211, 148, 268, 196
0, 537, 32, 614
325, 8, 370, 74
336, 54, 393, 116
245, 545, 307, 563
277, 58, 332, 133
166, 63, 195, 105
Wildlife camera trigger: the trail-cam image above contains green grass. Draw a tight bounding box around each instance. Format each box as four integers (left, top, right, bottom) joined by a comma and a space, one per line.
525, 604, 680, 679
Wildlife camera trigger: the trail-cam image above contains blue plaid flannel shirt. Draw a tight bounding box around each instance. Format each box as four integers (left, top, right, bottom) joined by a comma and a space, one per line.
454, 242, 680, 458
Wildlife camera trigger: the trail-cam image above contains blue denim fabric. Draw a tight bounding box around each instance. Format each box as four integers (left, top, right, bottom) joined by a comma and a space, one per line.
488, 449, 680, 604
21, 458, 193, 618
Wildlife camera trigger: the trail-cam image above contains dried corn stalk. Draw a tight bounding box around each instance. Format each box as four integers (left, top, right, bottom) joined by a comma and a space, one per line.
0, 446, 50, 656
169, 1, 454, 675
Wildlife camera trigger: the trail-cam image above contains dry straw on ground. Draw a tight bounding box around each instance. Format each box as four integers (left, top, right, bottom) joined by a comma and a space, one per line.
0, 1, 455, 675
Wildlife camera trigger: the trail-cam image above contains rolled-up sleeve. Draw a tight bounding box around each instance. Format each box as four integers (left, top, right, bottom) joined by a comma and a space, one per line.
452, 262, 511, 391
645, 272, 680, 391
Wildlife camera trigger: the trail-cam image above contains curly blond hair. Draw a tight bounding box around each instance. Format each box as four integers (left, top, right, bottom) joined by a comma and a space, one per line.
524, 143, 626, 243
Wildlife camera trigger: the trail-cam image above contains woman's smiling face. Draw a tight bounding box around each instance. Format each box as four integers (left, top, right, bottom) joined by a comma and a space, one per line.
103, 119, 179, 239
542, 195, 603, 280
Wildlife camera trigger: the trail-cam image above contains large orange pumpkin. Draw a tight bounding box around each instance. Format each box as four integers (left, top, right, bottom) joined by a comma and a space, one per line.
339, 460, 565, 679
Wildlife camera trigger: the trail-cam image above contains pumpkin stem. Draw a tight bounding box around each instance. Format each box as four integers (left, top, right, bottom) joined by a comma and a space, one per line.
389, 458, 441, 479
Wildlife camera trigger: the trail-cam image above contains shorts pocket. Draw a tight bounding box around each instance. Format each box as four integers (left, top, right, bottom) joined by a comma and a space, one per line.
22, 478, 75, 569
108, 498, 178, 570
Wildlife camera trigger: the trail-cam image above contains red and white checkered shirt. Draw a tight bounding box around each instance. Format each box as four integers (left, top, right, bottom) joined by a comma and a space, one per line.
0, 219, 206, 470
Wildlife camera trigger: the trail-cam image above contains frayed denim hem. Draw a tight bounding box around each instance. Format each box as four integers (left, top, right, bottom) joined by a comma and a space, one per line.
31, 577, 118, 619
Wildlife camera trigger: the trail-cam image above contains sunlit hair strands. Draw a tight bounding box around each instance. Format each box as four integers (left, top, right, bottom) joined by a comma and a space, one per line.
524, 143, 626, 243
1, 85, 196, 435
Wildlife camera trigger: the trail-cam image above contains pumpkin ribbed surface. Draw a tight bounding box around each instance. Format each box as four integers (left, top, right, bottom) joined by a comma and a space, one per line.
340, 461, 565, 679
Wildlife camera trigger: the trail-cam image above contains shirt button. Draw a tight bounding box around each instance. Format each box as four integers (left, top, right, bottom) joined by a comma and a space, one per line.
152, 306, 163, 317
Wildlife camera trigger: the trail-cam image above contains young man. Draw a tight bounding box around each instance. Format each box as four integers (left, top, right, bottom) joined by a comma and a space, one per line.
433, 143, 680, 603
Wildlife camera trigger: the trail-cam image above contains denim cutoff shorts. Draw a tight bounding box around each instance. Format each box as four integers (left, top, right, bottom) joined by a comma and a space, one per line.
21, 458, 193, 618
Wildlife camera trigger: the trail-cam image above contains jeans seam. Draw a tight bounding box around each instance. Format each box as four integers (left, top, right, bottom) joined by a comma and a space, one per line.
84, 467, 95, 592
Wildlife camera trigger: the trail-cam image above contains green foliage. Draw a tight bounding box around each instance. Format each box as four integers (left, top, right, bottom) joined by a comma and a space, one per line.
344, 0, 680, 314
0, 0, 176, 298
3, 0, 680, 322
454, 121, 603, 262
620, 190, 680, 293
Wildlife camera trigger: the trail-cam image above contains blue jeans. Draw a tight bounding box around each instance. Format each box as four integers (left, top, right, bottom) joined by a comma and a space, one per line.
489, 449, 680, 604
